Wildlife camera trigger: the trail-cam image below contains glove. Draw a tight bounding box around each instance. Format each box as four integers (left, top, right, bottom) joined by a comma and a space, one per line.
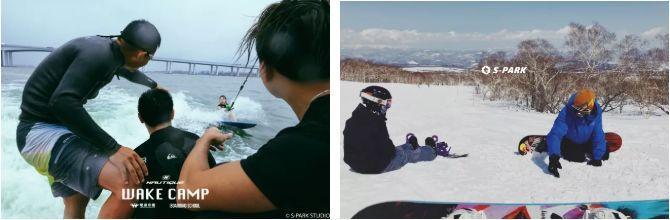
587, 160, 602, 167
548, 155, 562, 178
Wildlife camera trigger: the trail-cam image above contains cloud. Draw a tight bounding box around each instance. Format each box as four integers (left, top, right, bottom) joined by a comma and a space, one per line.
341, 27, 571, 49
641, 26, 667, 38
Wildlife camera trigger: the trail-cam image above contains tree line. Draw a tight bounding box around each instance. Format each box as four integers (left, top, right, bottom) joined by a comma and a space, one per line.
340, 22, 669, 115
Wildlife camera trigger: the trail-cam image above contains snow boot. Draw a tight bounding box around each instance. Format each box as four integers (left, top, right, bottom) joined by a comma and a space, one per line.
425, 136, 437, 148
406, 133, 420, 150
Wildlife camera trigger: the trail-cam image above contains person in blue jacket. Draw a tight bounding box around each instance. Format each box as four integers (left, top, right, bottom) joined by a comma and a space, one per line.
546, 89, 606, 178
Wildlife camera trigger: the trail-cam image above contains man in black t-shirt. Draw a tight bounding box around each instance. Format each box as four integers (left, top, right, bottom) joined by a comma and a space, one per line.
176, 0, 330, 217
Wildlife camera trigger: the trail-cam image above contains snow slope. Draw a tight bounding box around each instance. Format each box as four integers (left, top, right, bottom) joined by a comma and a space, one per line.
339, 81, 669, 218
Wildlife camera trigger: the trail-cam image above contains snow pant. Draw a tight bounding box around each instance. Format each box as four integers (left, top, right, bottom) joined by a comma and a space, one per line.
382, 143, 437, 173
560, 138, 610, 162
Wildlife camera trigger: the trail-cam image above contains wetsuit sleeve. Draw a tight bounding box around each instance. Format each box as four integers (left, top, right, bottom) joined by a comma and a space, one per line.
591, 112, 606, 160
49, 52, 120, 153
116, 68, 158, 89
546, 106, 569, 157
182, 132, 216, 168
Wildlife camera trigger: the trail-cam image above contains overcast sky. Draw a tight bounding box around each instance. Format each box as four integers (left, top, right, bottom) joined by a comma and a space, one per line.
2, 0, 275, 64
342, 1, 669, 50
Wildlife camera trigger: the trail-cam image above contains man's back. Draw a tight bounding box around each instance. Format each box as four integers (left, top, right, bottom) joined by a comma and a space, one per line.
20, 36, 122, 124
132, 126, 215, 218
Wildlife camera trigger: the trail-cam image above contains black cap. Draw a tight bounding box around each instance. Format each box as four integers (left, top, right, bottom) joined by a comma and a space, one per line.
120, 20, 161, 54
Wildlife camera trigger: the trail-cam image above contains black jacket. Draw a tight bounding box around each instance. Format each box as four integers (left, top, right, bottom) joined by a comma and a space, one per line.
343, 104, 396, 174
19, 36, 157, 153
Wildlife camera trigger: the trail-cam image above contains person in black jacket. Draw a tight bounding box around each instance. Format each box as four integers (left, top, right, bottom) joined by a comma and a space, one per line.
343, 86, 437, 174
15, 20, 161, 218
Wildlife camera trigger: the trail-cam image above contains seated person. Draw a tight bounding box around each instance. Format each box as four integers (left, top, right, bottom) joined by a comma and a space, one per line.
343, 86, 450, 174
106, 88, 216, 218
217, 95, 236, 121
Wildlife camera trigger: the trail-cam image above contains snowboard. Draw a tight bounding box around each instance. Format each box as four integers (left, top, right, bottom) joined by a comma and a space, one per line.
517, 132, 621, 156
445, 152, 469, 158
352, 200, 669, 219
517, 135, 547, 155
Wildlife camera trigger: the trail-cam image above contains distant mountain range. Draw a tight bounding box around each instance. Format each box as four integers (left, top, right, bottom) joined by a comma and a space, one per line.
341, 47, 514, 68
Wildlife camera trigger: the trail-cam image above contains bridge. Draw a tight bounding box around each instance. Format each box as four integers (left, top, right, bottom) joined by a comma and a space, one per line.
1, 44, 258, 76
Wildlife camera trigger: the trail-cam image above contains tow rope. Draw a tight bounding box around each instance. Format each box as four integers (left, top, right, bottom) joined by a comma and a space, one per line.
229, 58, 258, 110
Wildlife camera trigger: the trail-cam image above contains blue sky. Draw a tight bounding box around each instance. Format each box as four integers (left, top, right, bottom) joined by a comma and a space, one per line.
341, 1, 669, 50
2, 0, 275, 64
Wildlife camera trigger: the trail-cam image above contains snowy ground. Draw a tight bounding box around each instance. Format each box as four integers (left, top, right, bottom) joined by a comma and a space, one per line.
339, 81, 669, 218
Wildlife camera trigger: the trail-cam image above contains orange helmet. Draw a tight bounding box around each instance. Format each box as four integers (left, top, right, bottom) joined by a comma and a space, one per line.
574, 89, 596, 110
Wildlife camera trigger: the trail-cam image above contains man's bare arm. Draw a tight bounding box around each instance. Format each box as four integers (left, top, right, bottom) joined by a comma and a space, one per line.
177, 127, 275, 212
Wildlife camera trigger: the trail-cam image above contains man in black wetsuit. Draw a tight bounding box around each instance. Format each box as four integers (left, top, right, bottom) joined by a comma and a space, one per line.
15, 20, 161, 218
118, 88, 214, 218
177, 0, 329, 217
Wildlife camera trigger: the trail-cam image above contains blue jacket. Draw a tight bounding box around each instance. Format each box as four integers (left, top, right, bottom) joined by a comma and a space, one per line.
546, 94, 606, 160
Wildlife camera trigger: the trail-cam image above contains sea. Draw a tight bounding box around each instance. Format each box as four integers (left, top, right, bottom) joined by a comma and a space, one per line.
1, 66, 297, 218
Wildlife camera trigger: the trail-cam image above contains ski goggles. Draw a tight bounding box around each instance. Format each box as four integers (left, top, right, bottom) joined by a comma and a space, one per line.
360, 92, 392, 112
572, 104, 592, 117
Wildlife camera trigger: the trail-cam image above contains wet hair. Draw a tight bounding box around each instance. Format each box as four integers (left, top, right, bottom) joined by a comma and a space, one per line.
138, 88, 173, 127
219, 95, 227, 99
238, 0, 329, 82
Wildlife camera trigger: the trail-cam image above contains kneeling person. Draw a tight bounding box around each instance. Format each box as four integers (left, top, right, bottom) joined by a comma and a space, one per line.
130, 88, 216, 218
546, 89, 608, 178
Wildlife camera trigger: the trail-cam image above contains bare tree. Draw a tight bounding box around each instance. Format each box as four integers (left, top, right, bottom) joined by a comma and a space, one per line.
644, 33, 669, 71
512, 39, 563, 112
565, 22, 616, 73
615, 34, 646, 71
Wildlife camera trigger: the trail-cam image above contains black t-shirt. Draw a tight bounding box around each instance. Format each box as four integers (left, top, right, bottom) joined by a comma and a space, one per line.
240, 95, 330, 217
132, 126, 215, 219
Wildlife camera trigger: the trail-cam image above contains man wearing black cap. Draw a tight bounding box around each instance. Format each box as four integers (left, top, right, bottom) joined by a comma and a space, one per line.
15, 19, 162, 218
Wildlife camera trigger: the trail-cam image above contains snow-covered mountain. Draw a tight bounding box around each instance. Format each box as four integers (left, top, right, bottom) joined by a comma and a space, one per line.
341, 48, 512, 68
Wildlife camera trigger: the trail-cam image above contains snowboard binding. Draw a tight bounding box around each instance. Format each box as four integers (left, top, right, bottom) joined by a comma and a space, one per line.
435, 142, 452, 157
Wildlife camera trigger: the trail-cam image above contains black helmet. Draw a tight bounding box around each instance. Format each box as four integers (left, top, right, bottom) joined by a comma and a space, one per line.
120, 20, 161, 54
360, 86, 392, 116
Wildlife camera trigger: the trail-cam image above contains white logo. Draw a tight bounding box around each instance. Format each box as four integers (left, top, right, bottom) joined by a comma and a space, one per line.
141, 157, 147, 163
481, 65, 527, 74
162, 175, 170, 180
481, 65, 491, 75
166, 154, 177, 160
131, 203, 138, 208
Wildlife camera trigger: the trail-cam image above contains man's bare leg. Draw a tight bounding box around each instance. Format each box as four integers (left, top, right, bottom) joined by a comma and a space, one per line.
97, 161, 138, 218
63, 193, 89, 219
